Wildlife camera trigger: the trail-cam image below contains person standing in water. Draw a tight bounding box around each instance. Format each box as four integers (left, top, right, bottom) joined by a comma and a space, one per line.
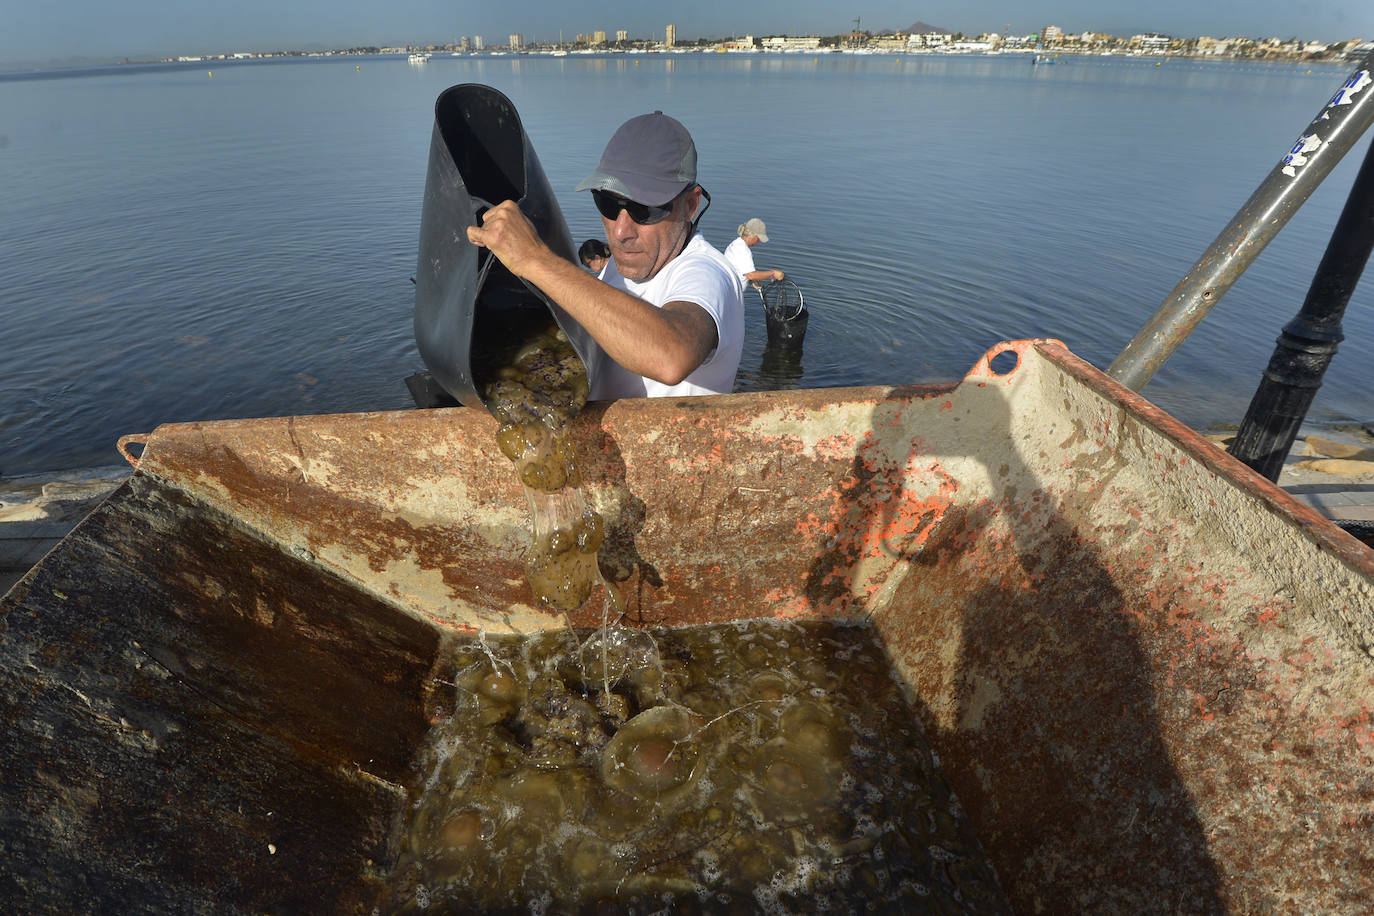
467, 111, 744, 399
724, 218, 783, 288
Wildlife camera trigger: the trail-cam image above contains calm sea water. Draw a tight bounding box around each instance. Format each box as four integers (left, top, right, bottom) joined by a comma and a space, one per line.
2, 52, 1371, 475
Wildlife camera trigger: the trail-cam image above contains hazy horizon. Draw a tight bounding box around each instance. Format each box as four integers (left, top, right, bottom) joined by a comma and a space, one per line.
4, 0, 1373, 68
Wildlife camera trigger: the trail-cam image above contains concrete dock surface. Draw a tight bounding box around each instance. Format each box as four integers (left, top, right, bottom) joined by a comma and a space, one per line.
3, 424, 1372, 598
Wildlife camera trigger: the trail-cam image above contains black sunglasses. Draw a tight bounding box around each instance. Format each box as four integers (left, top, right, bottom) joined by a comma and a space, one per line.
591, 187, 688, 225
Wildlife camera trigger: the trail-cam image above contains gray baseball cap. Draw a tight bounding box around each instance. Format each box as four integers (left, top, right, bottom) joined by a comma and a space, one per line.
740, 218, 768, 242
575, 111, 697, 206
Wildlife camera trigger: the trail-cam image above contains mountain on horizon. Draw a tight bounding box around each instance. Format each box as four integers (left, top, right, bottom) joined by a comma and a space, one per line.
906, 22, 951, 35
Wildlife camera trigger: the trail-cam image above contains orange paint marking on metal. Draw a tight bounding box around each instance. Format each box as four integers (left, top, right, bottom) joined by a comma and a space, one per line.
3, 339, 1372, 913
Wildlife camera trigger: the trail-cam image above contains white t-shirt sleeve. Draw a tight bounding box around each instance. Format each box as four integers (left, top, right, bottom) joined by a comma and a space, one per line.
659, 253, 738, 365
723, 237, 756, 278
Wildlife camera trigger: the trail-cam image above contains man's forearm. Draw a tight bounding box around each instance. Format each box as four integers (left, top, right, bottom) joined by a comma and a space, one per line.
467, 201, 716, 385
521, 255, 714, 385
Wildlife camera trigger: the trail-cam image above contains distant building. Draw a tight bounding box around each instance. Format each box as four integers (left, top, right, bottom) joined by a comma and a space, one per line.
908, 32, 951, 49
616, 30, 628, 42
763, 36, 822, 51
460, 36, 469, 52
1131, 33, 1171, 53
509, 34, 523, 50
593, 30, 606, 45
1041, 25, 1063, 44
473, 36, 484, 50
666, 24, 676, 47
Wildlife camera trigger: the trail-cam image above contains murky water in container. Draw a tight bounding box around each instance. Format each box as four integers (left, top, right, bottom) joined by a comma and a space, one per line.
382, 619, 1009, 913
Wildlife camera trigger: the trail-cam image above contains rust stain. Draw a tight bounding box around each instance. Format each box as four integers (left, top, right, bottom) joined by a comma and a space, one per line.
4, 341, 1370, 912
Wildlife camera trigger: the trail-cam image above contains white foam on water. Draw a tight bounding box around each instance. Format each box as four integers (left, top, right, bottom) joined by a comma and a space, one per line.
527, 890, 553, 915
752, 881, 781, 913
853, 812, 880, 838
749, 854, 824, 914
549, 822, 588, 850
694, 849, 722, 885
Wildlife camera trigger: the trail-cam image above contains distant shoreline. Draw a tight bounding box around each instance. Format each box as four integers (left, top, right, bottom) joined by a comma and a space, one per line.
1, 46, 1364, 77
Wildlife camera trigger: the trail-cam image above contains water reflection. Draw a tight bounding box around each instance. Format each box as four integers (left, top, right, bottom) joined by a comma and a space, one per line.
753, 346, 805, 390
3, 54, 1370, 476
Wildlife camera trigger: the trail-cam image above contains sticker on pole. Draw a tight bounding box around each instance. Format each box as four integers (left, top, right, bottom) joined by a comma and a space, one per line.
1284, 69, 1370, 176
1281, 134, 1323, 177
1328, 69, 1371, 109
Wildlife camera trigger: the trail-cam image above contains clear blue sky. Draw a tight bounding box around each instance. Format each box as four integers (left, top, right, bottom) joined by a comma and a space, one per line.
5, 0, 1373, 65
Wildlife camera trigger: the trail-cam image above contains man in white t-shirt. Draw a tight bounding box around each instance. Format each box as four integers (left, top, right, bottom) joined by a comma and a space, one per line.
466, 111, 744, 400
724, 218, 784, 288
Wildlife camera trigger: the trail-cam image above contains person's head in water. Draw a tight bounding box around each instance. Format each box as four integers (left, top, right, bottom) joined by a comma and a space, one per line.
576, 111, 710, 283
578, 238, 610, 273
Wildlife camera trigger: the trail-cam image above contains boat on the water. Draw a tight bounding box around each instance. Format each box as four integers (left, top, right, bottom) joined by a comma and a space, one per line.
407, 52, 431, 63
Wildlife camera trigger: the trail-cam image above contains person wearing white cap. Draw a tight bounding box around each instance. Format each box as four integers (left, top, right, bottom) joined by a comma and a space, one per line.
466, 111, 744, 400
724, 218, 784, 288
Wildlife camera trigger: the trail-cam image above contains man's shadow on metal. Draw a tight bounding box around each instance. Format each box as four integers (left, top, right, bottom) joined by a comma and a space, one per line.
801, 349, 1226, 913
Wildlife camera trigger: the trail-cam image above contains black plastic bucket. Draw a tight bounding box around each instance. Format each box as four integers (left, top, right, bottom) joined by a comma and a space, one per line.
413, 84, 603, 409
764, 307, 808, 350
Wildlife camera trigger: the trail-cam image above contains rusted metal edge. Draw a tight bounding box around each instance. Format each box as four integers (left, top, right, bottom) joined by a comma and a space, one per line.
1035, 338, 1374, 576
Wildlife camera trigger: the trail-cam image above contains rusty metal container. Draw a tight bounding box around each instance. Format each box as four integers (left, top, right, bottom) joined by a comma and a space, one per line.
3, 339, 1371, 913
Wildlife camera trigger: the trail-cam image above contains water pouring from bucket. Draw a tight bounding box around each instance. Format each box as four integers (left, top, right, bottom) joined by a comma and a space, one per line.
413, 84, 614, 612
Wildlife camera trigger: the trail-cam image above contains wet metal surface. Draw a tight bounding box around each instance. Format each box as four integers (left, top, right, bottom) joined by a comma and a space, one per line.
0, 474, 449, 911
2, 339, 1372, 912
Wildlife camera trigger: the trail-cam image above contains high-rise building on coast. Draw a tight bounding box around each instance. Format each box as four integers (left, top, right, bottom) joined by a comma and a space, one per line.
473, 36, 483, 50
665, 24, 676, 48
616, 30, 628, 42
509, 33, 523, 50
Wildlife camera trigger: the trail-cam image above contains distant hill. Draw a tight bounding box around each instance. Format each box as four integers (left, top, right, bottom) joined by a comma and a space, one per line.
906, 22, 951, 35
